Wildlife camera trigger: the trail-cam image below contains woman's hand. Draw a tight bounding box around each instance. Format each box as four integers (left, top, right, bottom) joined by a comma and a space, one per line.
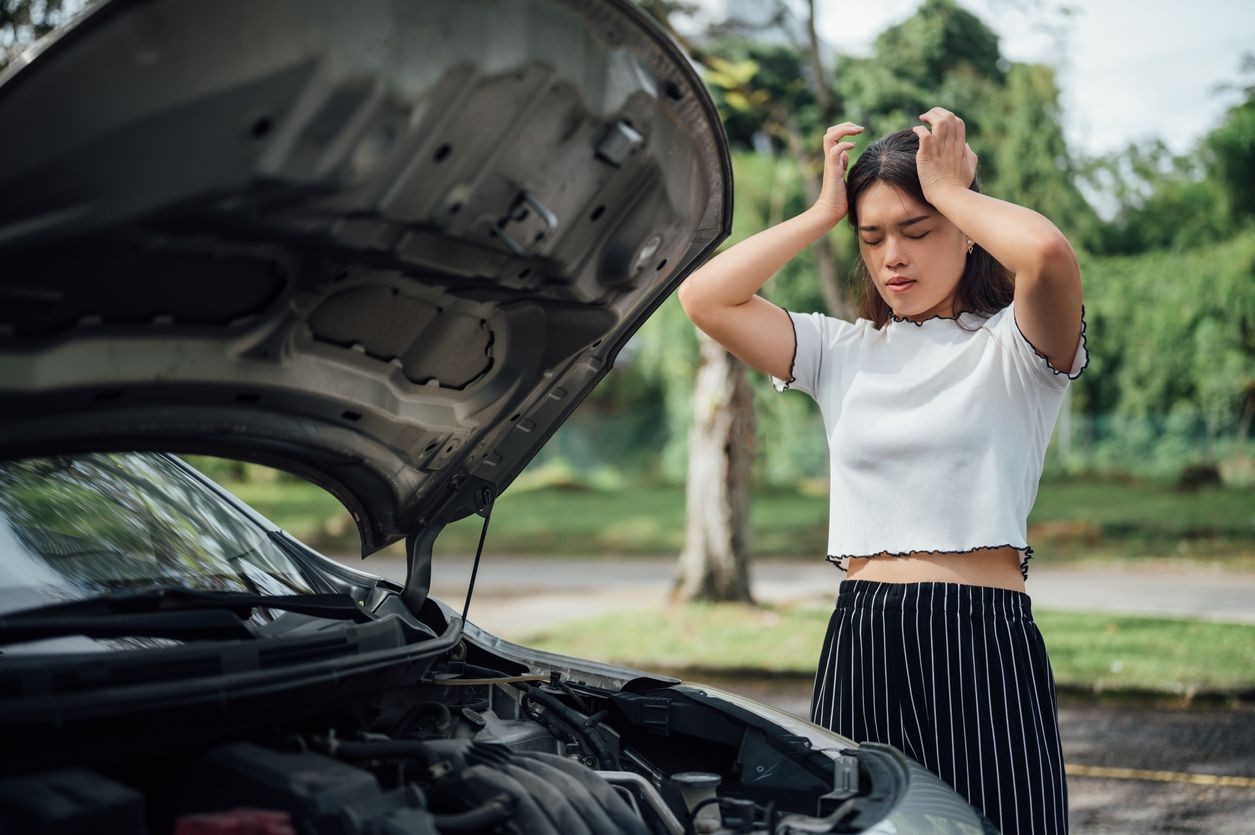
812, 122, 863, 225
913, 107, 978, 203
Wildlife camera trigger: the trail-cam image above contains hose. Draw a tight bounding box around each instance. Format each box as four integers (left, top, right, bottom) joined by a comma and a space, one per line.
520, 684, 620, 771
395, 700, 453, 737
431, 794, 514, 833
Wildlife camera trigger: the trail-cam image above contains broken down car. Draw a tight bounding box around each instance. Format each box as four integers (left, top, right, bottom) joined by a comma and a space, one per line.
0, 0, 1000, 832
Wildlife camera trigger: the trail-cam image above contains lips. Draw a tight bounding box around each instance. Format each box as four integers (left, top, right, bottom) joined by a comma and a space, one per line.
887, 276, 914, 286
887, 277, 915, 292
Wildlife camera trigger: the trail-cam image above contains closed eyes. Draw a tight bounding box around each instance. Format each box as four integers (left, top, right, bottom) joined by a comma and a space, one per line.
861, 232, 930, 245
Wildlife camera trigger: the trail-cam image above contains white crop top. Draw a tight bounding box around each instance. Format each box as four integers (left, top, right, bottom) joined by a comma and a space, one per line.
769, 300, 1089, 579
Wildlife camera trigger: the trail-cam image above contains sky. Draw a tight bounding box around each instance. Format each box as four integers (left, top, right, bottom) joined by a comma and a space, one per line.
680, 0, 1255, 159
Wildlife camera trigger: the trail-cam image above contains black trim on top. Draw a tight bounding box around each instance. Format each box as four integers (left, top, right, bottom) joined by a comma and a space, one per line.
772, 303, 800, 391
885, 309, 986, 326
1011, 303, 1090, 380
825, 544, 1034, 581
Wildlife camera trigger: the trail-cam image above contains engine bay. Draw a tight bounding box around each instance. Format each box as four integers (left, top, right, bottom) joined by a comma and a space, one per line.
0, 646, 900, 835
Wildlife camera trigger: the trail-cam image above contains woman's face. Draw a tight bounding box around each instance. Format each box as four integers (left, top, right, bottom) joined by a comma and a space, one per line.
855, 181, 969, 320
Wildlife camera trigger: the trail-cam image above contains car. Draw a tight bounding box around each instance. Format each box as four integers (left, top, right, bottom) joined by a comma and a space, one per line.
0, 0, 1000, 833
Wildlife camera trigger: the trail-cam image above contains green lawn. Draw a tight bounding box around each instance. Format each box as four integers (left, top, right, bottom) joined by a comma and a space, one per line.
218, 476, 1255, 568
518, 603, 1255, 699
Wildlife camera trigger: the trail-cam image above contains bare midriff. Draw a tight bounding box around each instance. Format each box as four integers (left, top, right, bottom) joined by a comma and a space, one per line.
845, 546, 1027, 592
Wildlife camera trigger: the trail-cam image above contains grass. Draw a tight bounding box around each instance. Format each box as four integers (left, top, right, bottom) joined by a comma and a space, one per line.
210, 468, 1255, 699
519, 602, 1255, 699
219, 477, 1255, 568
1031, 609, 1255, 696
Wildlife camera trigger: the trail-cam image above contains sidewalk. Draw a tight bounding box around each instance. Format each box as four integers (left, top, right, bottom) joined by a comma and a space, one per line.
330, 553, 1255, 639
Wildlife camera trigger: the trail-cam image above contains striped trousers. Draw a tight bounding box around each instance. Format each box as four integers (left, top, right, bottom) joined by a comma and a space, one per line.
810, 579, 1069, 835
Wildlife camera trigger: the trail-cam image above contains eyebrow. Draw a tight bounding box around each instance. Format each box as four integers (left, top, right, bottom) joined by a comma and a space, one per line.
858, 215, 930, 232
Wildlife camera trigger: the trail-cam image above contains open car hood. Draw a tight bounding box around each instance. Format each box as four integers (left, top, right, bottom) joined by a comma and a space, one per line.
0, 0, 732, 557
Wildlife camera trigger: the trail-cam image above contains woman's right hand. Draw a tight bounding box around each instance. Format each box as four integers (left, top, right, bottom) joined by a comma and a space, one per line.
812, 122, 863, 225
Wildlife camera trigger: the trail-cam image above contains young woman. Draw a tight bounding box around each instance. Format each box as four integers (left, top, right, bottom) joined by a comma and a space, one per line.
676, 107, 1086, 835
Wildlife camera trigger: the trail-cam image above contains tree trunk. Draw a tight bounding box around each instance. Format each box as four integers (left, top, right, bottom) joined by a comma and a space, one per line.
803, 0, 836, 118
673, 332, 756, 603
1238, 386, 1255, 445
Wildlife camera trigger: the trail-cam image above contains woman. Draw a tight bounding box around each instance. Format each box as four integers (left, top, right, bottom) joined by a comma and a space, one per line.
676, 107, 1086, 835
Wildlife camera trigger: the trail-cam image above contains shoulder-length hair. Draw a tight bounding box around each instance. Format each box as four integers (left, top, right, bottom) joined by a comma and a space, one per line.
844, 127, 1013, 330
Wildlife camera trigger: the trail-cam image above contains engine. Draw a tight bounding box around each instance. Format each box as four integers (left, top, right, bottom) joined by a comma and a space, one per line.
0, 656, 871, 835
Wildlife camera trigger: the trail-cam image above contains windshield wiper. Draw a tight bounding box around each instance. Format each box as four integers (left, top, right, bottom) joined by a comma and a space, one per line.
0, 587, 373, 646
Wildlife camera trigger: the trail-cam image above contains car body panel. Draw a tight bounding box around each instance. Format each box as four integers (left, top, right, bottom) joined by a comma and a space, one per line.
0, 0, 733, 561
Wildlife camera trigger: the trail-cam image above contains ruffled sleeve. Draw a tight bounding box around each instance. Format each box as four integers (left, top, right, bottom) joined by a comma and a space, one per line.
768, 304, 861, 401
988, 299, 1089, 388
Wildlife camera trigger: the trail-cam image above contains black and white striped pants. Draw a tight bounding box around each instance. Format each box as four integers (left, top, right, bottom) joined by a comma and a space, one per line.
810, 578, 1069, 835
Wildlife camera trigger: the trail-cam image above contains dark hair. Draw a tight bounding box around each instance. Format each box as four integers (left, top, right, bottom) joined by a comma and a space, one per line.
844, 127, 1012, 329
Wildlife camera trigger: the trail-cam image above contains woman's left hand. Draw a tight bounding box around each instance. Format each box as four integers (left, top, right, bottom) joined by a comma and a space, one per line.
913, 107, 978, 201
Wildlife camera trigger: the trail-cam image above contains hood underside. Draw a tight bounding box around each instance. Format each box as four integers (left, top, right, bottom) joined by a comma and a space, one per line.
0, 0, 732, 554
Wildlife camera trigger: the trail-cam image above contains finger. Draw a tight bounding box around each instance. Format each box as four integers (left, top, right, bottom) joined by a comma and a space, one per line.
919, 108, 959, 144
950, 114, 966, 146
911, 125, 930, 145
825, 123, 864, 139
928, 112, 953, 144
825, 139, 856, 162
840, 150, 849, 171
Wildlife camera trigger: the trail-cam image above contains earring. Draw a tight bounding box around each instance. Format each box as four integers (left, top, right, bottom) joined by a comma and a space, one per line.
966, 240, 974, 255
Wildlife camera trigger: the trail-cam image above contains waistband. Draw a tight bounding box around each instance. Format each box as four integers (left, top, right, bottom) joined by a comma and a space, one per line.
836, 578, 1033, 621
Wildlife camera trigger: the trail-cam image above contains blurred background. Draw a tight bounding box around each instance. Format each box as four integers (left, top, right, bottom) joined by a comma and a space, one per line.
105, 0, 1252, 575
3, 0, 1238, 562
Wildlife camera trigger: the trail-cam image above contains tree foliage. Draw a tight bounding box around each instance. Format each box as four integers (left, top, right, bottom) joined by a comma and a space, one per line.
1065, 231, 1255, 480
1080, 52, 1255, 255
1207, 97, 1255, 222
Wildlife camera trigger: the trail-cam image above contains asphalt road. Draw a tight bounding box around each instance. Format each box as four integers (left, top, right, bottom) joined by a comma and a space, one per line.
332, 553, 1255, 640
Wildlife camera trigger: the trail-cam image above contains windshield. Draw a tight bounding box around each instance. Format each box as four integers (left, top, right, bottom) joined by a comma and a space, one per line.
0, 452, 313, 618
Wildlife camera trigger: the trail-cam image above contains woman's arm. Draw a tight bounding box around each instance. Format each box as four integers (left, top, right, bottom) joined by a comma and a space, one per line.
914, 107, 1084, 372
677, 122, 863, 382
678, 205, 836, 308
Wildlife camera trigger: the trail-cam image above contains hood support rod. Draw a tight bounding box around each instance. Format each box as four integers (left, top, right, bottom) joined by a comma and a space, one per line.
401, 474, 497, 619
460, 483, 495, 624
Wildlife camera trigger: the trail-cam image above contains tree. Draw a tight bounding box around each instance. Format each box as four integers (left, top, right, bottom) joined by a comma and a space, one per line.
644, 3, 855, 318
984, 62, 1100, 248
1072, 51, 1255, 257
672, 333, 756, 603
1079, 140, 1233, 254
640, 0, 857, 603
1205, 52, 1255, 224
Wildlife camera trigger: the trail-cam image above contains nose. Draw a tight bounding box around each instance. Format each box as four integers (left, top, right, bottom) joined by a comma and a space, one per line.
882, 235, 908, 270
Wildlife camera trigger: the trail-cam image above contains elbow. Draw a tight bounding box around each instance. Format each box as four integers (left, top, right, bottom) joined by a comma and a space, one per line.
1024, 231, 1079, 285
676, 279, 708, 322
676, 279, 694, 310
1040, 231, 1077, 266
676, 281, 695, 320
